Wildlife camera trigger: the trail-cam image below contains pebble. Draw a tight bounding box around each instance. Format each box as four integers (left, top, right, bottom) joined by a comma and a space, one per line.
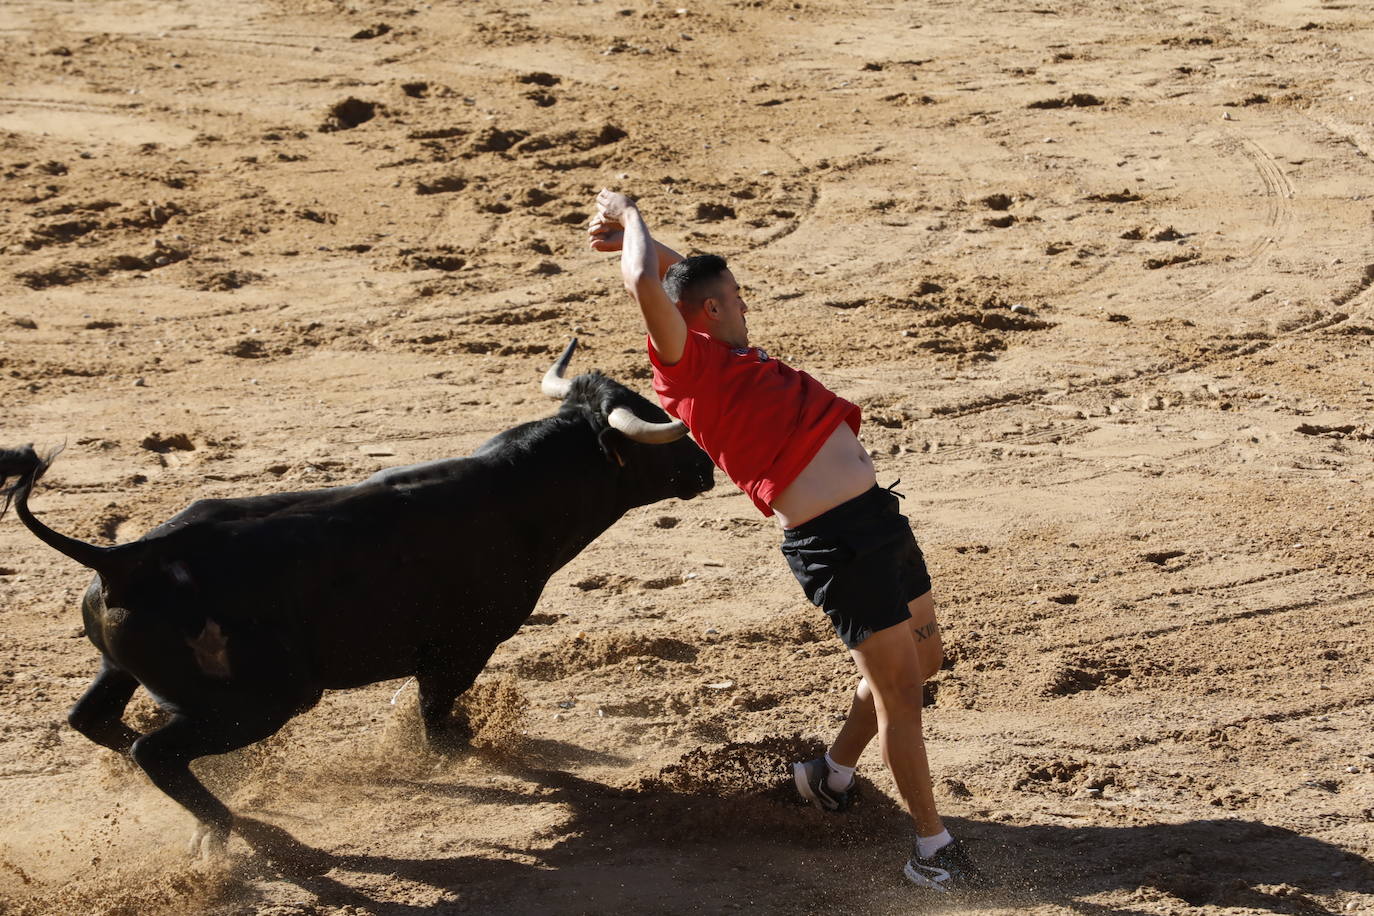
1345, 765, 1360, 774
133, 377, 147, 387
1010, 303, 1032, 314
1221, 111, 1233, 120
704, 627, 719, 635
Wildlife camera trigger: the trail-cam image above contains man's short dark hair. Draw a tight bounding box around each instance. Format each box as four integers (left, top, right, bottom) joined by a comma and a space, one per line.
663, 254, 728, 312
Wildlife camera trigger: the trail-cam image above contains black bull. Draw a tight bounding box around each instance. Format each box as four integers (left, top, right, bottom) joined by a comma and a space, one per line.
0, 340, 713, 853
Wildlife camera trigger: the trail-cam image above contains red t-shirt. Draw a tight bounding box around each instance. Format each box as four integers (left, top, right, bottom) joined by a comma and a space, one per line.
650, 331, 861, 516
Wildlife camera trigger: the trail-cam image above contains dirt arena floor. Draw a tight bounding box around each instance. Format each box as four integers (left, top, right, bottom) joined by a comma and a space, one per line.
2, 0, 1373, 912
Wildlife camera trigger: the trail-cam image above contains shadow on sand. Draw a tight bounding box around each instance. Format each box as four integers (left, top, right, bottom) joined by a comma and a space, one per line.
225, 741, 1372, 915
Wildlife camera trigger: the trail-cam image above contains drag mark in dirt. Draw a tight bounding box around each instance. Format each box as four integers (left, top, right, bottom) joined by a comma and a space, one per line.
154, 30, 377, 63
740, 182, 819, 254
1194, 118, 1374, 318
918, 420, 1098, 462
1212, 689, 1374, 730
1179, 132, 1294, 306
0, 96, 192, 146
1331, 263, 1374, 308
0, 96, 143, 114
1047, 585, 1374, 657
1310, 114, 1374, 170
925, 303, 1351, 422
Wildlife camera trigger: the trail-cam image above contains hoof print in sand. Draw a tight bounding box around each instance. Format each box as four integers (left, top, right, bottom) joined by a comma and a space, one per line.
1040, 653, 1138, 696
694, 202, 736, 222
320, 98, 378, 132
1027, 93, 1103, 109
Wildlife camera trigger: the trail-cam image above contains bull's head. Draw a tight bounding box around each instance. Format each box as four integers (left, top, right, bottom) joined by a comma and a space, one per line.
542, 339, 714, 504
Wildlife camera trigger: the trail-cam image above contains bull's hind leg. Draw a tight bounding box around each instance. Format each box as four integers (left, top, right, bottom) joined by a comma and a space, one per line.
130, 706, 295, 857
68, 657, 141, 753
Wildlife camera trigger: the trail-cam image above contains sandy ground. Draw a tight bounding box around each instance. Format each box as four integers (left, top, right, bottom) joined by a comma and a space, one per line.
2, 0, 1374, 913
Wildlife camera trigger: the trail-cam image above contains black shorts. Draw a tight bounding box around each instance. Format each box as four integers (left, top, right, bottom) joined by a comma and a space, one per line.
780, 484, 932, 649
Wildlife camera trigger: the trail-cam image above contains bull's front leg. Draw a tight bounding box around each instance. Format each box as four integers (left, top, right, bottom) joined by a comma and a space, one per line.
415, 645, 499, 753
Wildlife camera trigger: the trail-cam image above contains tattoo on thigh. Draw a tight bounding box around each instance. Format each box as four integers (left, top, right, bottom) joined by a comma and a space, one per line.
914, 621, 939, 642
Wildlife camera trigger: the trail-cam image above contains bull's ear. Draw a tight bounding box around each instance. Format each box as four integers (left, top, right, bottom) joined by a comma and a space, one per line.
596, 427, 627, 467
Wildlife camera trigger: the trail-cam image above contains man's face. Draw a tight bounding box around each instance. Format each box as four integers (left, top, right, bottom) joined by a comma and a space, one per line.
707, 270, 749, 348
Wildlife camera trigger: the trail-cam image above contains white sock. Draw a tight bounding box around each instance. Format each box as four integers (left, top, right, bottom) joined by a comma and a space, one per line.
823, 752, 855, 792
916, 829, 953, 860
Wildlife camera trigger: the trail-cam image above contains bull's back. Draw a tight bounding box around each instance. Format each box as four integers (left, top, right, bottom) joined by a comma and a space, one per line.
189, 479, 541, 688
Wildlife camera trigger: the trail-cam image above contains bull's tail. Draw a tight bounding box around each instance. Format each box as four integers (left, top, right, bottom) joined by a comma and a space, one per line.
1, 444, 114, 572
0, 444, 57, 516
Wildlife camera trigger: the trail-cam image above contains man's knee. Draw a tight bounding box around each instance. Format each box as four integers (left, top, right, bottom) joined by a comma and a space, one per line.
865, 669, 926, 715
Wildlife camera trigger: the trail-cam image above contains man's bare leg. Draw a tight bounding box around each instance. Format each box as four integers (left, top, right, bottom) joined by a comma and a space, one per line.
828, 591, 942, 769
847, 611, 942, 836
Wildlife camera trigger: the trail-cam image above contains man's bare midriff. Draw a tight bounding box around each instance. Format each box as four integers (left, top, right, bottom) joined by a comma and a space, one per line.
770, 423, 877, 529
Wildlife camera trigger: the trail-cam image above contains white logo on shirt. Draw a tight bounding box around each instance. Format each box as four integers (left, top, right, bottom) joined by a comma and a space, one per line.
732, 346, 769, 362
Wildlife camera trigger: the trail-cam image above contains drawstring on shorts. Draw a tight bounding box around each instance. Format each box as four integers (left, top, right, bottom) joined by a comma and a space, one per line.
884, 478, 906, 499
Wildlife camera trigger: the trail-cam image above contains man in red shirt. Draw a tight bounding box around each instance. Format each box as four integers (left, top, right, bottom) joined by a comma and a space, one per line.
589, 190, 984, 891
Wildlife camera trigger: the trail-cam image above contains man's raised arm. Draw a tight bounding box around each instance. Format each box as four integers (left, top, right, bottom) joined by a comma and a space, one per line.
591, 190, 687, 364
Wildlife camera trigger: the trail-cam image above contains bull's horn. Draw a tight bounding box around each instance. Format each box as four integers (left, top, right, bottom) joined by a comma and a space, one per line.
607, 406, 689, 444
541, 338, 578, 398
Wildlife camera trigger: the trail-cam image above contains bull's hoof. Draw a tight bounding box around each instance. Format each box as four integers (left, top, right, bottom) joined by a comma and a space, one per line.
425, 726, 472, 755
188, 821, 229, 861
425, 716, 474, 754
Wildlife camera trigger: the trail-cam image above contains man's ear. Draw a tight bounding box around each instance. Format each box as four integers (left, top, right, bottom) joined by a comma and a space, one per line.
701, 297, 720, 318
